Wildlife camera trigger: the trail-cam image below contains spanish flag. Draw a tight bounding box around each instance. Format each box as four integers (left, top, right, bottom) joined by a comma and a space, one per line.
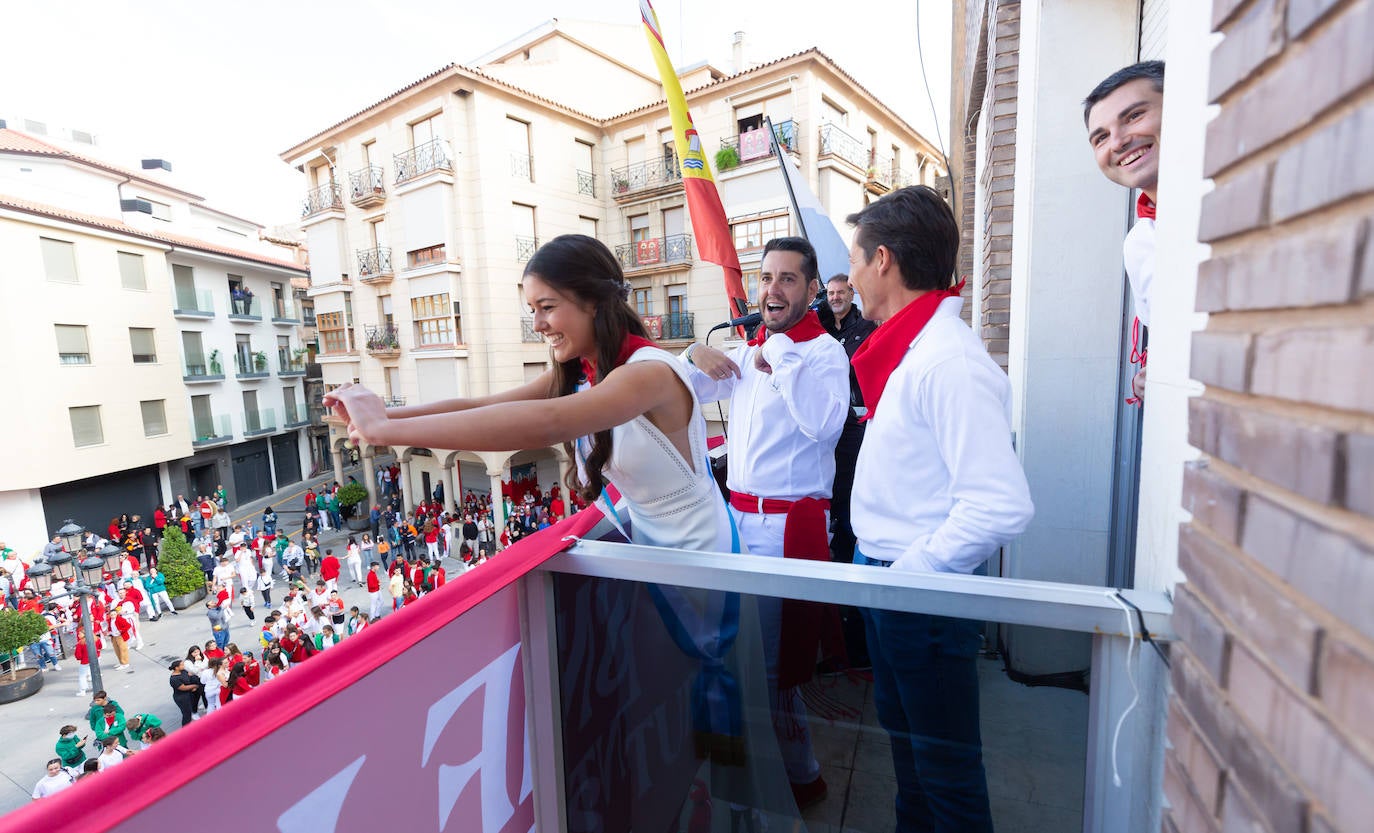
641, 0, 749, 324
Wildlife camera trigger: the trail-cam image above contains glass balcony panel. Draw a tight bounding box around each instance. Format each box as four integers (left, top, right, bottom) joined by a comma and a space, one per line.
173, 288, 215, 316
191, 414, 232, 446
243, 408, 276, 435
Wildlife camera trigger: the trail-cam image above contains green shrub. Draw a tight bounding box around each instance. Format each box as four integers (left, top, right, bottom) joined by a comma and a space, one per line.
714, 145, 741, 172
159, 527, 203, 598
337, 482, 368, 519
0, 609, 52, 680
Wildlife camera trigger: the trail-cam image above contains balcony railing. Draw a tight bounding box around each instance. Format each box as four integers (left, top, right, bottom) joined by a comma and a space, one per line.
817, 122, 867, 170
609, 155, 682, 198
301, 182, 343, 218
864, 157, 915, 193
243, 407, 277, 437
278, 354, 307, 376
383, 396, 406, 408
348, 165, 385, 207
283, 405, 309, 428
614, 234, 693, 271
357, 247, 394, 284
510, 153, 533, 180
394, 138, 452, 185
183, 358, 224, 383
520, 316, 542, 343
191, 414, 232, 447
234, 352, 271, 379
173, 288, 215, 318
719, 118, 801, 163
366, 324, 401, 357
271, 299, 298, 323
228, 290, 260, 321
303, 310, 317, 327
576, 168, 595, 197
515, 235, 539, 262
662, 311, 694, 340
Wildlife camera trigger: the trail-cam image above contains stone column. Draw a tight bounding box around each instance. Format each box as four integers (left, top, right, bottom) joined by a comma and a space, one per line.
330, 446, 345, 487
488, 469, 506, 531
442, 462, 458, 515
362, 450, 377, 508
399, 457, 413, 511
558, 456, 573, 499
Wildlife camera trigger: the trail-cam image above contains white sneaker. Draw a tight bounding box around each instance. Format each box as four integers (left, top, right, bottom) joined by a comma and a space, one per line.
51, 664, 62, 672
76, 691, 88, 697
191, 713, 200, 721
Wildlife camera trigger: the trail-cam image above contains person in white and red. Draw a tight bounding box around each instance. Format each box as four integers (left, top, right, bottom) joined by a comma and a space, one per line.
679, 235, 849, 809
845, 185, 1034, 833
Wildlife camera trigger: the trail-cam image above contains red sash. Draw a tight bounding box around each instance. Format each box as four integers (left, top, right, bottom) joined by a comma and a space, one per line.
851, 280, 965, 421
1136, 192, 1156, 220
580, 334, 657, 385
777, 496, 841, 689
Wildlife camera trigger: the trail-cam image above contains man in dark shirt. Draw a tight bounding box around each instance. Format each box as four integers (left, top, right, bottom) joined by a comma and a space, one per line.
816, 273, 877, 671
168, 660, 202, 726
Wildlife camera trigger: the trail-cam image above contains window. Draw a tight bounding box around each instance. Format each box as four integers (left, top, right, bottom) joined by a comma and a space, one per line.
579, 216, 598, 238
317, 312, 349, 354
41, 237, 78, 283
410, 113, 442, 146
69, 406, 103, 447
117, 251, 146, 290
634, 288, 653, 316
191, 394, 214, 437
507, 117, 532, 181
129, 328, 157, 363
181, 331, 207, 374
140, 400, 168, 437
138, 197, 171, 221
283, 387, 299, 424
272, 282, 288, 318
822, 97, 848, 125
731, 212, 790, 251
743, 269, 760, 310
55, 324, 90, 365
630, 214, 650, 243
411, 293, 454, 346
407, 244, 446, 268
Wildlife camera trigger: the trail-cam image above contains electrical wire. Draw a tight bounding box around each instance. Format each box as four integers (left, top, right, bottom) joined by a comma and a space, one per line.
1106, 590, 1141, 788
914, 0, 956, 220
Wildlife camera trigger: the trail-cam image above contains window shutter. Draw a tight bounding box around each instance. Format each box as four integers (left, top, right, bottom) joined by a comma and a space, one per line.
140, 400, 168, 436
129, 328, 157, 362
70, 406, 103, 447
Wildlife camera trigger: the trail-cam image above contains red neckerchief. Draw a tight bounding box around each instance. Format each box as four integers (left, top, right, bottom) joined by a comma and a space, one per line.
580, 334, 656, 385
1136, 192, 1156, 220
747, 310, 827, 346
851, 280, 966, 422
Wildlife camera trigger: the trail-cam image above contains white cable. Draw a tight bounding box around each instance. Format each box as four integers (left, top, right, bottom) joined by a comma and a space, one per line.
1107, 590, 1141, 788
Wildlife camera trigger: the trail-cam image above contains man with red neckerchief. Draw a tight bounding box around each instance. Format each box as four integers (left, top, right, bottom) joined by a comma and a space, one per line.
845, 186, 1034, 833
679, 235, 848, 808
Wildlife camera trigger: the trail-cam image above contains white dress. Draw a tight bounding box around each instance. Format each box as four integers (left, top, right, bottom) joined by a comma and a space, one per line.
587, 347, 734, 554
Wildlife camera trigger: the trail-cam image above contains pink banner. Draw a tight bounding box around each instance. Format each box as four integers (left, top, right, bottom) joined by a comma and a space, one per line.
2, 509, 606, 833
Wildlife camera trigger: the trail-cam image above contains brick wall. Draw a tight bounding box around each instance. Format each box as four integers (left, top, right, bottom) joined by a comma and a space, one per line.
1165, 1, 1374, 831
979, 1, 1020, 370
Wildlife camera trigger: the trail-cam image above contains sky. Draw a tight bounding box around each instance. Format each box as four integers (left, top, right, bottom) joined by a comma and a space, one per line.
1, 0, 950, 228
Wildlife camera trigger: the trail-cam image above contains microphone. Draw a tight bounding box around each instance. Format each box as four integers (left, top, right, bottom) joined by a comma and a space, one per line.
708, 311, 762, 334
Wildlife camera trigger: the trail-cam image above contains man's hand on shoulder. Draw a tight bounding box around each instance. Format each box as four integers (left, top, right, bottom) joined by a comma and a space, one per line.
687, 344, 741, 381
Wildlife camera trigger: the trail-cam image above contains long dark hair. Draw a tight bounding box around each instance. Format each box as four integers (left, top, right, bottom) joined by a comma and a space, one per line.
524, 234, 652, 502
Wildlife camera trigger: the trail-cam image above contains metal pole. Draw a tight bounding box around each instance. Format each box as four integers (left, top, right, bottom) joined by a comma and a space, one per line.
79, 591, 103, 695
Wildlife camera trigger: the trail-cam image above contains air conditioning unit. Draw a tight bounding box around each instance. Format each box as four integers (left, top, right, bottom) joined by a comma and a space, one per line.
141, 158, 172, 172
120, 199, 153, 215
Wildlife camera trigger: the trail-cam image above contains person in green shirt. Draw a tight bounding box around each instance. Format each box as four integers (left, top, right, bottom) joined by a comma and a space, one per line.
55, 725, 88, 768
326, 493, 342, 529
315, 492, 331, 531
93, 704, 127, 746
125, 714, 163, 750
86, 691, 123, 736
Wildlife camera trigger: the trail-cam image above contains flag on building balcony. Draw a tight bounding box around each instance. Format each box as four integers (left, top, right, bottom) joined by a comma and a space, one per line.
768, 116, 853, 285
640, 0, 749, 326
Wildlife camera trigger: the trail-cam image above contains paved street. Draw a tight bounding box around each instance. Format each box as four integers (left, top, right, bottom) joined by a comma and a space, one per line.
0, 461, 469, 817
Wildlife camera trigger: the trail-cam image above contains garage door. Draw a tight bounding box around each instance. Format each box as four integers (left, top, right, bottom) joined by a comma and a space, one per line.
271, 433, 302, 489
42, 466, 161, 541
232, 439, 273, 503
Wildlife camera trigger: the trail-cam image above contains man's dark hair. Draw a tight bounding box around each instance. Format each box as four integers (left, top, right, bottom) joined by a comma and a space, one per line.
1083, 60, 1164, 125
761, 236, 820, 285
825, 273, 850, 285
846, 186, 959, 293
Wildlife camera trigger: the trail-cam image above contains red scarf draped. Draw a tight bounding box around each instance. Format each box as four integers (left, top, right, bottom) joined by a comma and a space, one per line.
746, 309, 827, 346
1136, 192, 1156, 220
851, 280, 966, 421
580, 334, 656, 385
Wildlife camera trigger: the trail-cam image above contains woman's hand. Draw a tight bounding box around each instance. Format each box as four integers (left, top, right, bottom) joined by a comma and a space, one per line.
322, 384, 388, 446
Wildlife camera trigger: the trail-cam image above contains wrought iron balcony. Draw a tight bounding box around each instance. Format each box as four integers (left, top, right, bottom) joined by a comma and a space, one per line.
366, 324, 401, 357
609, 155, 682, 199
520, 316, 542, 343
301, 182, 343, 218
394, 138, 452, 185
510, 154, 533, 180
662, 311, 695, 341
817, 122, 867, 170
576, 169, 595, 197
515, 236, 539, 262
348, 165, 385, 207
719, 119, 801, 164
357, 247, 394, 284
613, 234, 693, 271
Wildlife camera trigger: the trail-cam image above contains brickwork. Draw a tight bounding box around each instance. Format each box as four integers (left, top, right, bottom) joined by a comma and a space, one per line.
978, 1, 1020, 370
1166, 1, 1374, 830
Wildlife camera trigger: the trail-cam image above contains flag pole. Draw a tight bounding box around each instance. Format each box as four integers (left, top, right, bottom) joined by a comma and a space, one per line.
765, 116, 810, 242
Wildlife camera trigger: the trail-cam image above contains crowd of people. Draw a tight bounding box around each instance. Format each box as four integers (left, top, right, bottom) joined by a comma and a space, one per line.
31, 691, 166, 797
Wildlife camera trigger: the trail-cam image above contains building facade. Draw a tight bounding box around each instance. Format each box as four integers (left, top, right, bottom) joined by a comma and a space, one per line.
281, 22, 944, 529
0, 128, 312, 556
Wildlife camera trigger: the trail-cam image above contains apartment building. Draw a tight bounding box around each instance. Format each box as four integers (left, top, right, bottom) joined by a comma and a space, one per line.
0, 127, 312, 556
282, 20, 944, 527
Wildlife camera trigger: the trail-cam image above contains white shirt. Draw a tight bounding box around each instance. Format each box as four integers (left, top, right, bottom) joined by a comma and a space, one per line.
685, 330, 849, 500
32, 771, 75, 798
852, 298, 1034, 573
97, 748, 126, 770
1123, 215, 1155, 328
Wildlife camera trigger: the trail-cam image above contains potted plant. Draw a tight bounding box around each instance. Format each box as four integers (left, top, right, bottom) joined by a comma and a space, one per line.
337, 481, 369, 528
253, 350, 269, 371
613, 175, 631, 194
208, 349, 223, 375
714, 145, 740, 172
159, 527, 207, 608
0, 609, 51, 703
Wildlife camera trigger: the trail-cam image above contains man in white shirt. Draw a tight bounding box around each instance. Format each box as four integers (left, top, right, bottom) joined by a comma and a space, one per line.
681, 236, 849, 807
845, 186, 1034, 832
32, 759, 75, 798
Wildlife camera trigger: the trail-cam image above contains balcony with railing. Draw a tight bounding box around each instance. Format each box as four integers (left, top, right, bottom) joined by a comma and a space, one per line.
357, 247, 394, 285
614, 234, 693, 272
278, 351, 307, 377
301, 182, 344, 219
183, 356, 224, 383
719, 119, 801, 165
520, 316, 542, 343
817, 122, 867, 170
283, 403, 310, 429
644, 310, 694, 341
348, 165, 386, 208
865, 157, 915, 194
227, 290, 261, 322
234, 351, 271, 379
394, 138, 452, 185
191, 414, 232, 447
515, 236, 539, 263
609, 155, 682, 200
242, 407, 277, 437
576, 168, 595, 197
510, 154, 533, 181
366, 324, 401, 358
173, 288, 215, 318
271, 298, 299, 324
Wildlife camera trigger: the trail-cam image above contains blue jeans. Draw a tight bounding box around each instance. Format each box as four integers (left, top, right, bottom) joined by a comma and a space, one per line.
28, 638, 58, 670
857, 552, 993, 833
212, 626, 229, 651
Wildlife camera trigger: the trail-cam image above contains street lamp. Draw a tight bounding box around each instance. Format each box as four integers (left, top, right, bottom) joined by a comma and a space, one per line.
28, 520, 108, 695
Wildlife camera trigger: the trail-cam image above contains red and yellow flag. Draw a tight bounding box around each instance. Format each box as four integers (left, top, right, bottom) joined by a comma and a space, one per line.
640, 0, 749, 323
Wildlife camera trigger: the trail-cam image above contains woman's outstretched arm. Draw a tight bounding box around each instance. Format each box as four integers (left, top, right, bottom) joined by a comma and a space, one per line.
337, 369, 558, 421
